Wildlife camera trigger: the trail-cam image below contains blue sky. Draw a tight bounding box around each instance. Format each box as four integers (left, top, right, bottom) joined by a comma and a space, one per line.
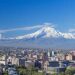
0, 0, 75, 33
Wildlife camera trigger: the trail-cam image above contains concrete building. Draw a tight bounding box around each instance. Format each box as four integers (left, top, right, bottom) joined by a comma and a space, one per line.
65, 53, 75, 61
45, 61, 66, 74
19, 58, 25, 66
0, 55, 6, 65
6, 56, 19, 65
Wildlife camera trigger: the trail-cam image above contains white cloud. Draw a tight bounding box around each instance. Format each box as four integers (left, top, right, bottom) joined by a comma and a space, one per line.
15, 24, 75, 39
1, 22, 75, 40
61, 33, 75, 39
0, 23, 52, 33
15, 25, 57, 39
68, 29, 75, 32
0, 25, 42, 33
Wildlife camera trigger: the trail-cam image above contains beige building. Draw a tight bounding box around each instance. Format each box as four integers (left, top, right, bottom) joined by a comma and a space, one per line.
0, 55, 6, 65
44, 61, 49, 71
7, 56, 19, 65
65, 54, 73, 61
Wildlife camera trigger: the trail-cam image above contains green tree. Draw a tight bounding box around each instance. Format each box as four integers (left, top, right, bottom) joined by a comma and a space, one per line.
65, 67, 75, 75
3, 71, 8, 75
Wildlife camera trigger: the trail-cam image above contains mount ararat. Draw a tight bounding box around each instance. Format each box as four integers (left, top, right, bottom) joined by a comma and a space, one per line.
0, 23, 75, 49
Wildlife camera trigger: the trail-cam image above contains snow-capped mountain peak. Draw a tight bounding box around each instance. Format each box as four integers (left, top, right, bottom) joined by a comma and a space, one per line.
14, 25, 75, 40
15, 25, 58, 39
1, 24, 75, 48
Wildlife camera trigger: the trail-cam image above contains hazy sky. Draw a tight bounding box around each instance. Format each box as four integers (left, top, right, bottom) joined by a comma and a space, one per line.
0, 0, 75, 32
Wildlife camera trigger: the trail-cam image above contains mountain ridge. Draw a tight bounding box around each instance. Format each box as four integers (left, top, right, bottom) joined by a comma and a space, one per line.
10, 25, 75, 40
0, 24, 75, 48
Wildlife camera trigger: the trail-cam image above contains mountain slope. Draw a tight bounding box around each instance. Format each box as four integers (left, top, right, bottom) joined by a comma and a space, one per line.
13, 25, 75, 40
0, 25, 75, 48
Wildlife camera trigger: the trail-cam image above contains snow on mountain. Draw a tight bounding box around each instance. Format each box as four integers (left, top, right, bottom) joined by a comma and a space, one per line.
14, 25, 75, 40
1, 25, 75, 48
61, 33, 75, 39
